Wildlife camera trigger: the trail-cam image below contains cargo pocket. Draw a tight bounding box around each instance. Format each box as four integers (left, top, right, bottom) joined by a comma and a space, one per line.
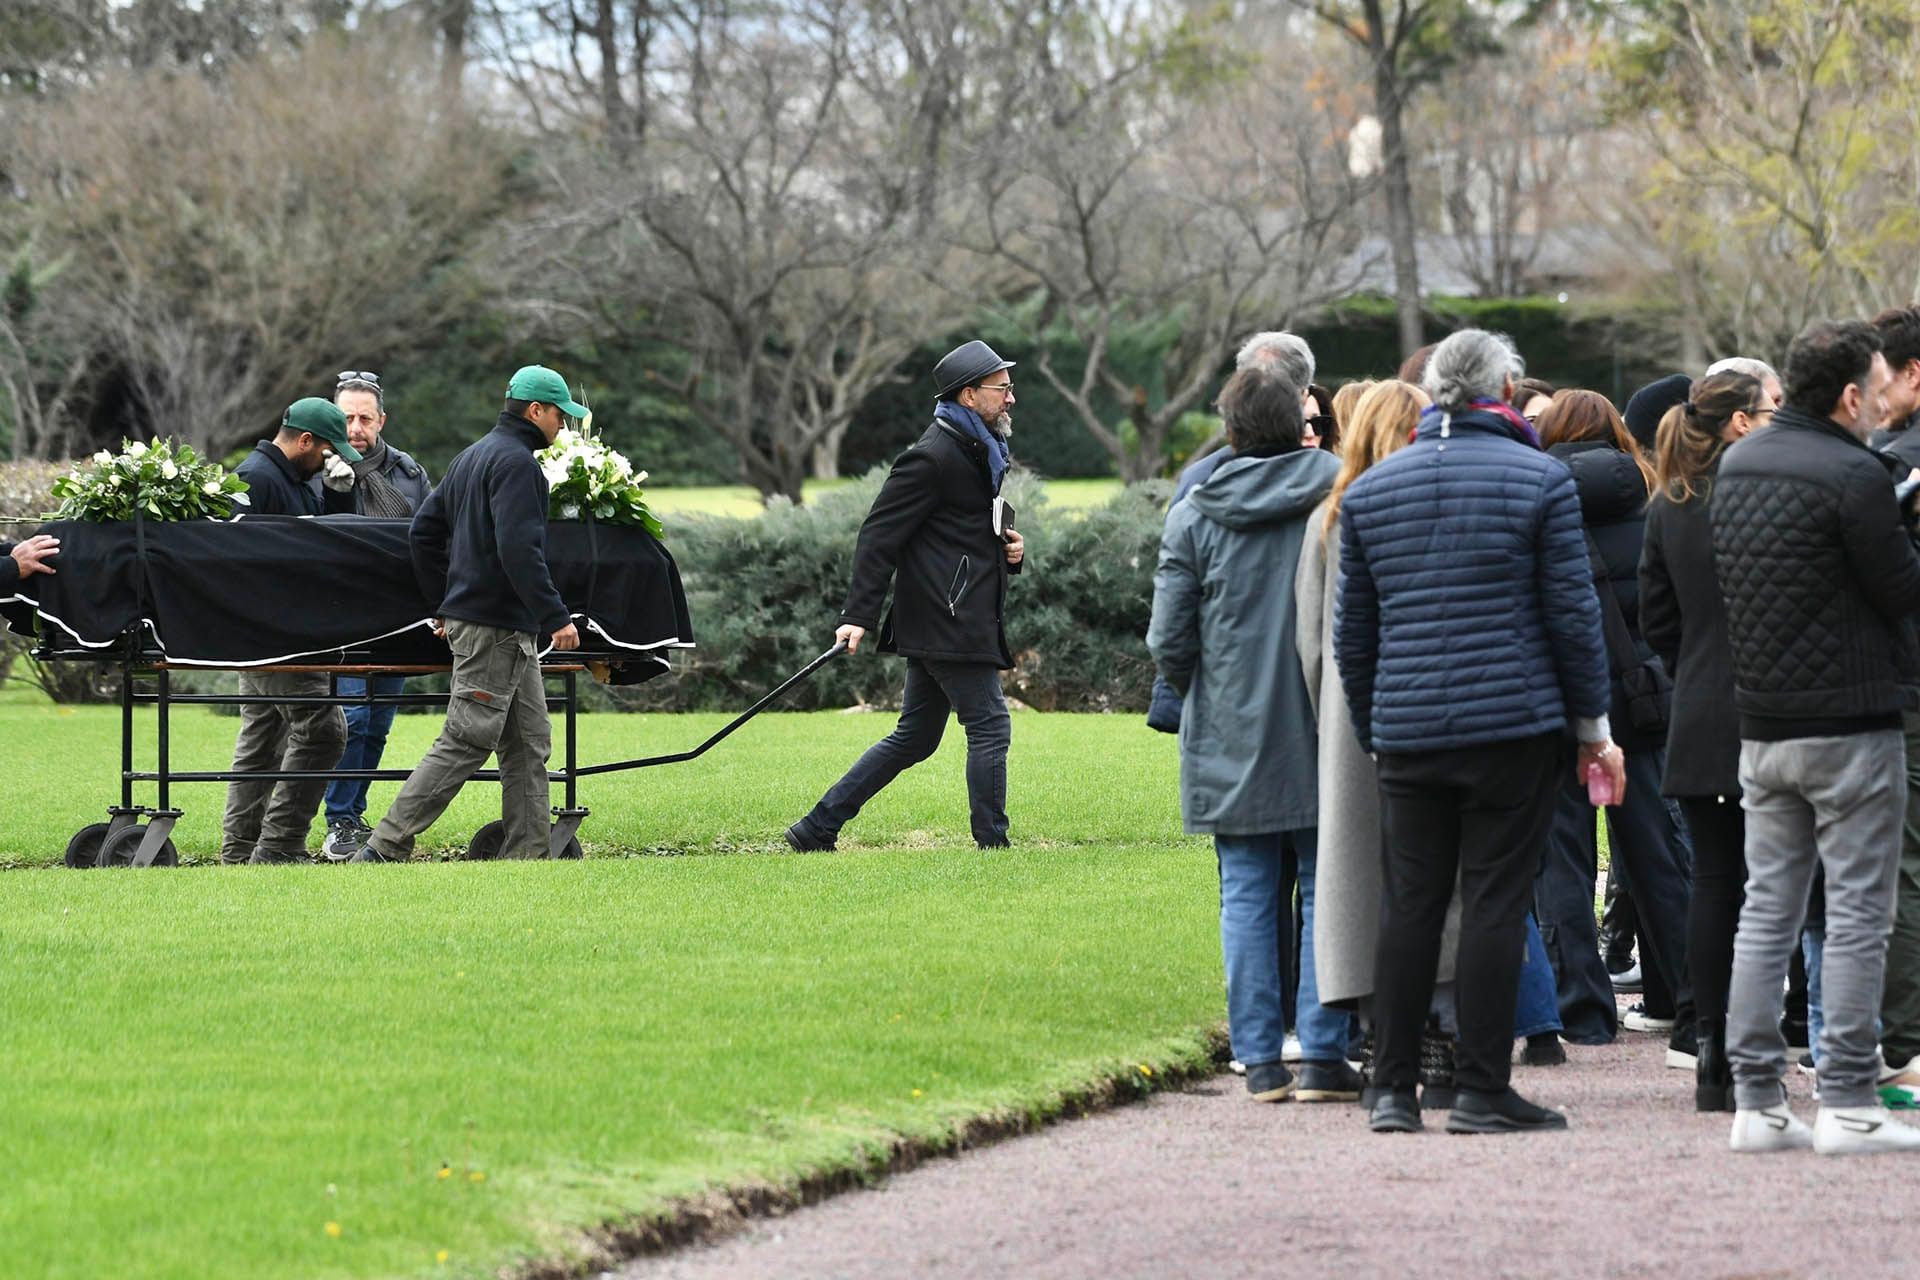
446, 677, 509, 751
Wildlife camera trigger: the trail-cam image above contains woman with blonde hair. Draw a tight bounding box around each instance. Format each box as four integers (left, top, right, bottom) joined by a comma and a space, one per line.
1330, 379, 1378, 454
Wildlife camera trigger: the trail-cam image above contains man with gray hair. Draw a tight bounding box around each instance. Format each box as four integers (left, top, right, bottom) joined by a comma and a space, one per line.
1175, 332, 1315, 504
1706, 357, 1784, 410
1336, 328, 1622, 1134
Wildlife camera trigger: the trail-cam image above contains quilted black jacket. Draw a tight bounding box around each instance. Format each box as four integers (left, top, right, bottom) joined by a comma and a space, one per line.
1709, 406, 1920, 739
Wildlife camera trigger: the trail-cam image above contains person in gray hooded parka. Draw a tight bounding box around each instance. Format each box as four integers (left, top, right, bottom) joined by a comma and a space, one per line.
1147, 362, 1352, 1105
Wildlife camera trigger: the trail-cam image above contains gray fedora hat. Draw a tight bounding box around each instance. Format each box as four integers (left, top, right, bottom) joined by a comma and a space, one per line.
932, 340, 1015, 398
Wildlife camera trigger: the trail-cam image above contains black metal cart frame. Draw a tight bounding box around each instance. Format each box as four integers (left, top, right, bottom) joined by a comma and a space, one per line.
56, 634, 844, 867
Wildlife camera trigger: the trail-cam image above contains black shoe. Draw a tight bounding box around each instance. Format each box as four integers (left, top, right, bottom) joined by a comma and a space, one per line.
1695, 1017, 1735, 1112
348, 844, 402, 864
1445, 1087, 1568, 1134
784, 821, 835, 853
247, 846, 314, 865
321, 816, 369, 862
1419, 1026, 1457, 1110
1296, 1059, 1365, 1102
1369, 1088, 1422, 1133
1521, 1032, 1567, 1066
1245, 1060, 1295, 1102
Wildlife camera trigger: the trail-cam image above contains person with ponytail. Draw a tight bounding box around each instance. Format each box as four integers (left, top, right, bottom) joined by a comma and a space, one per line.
1639, 372, 1769, 1111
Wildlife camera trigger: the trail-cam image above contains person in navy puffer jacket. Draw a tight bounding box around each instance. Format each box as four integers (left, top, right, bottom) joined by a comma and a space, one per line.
1336, 329, 1624, 1135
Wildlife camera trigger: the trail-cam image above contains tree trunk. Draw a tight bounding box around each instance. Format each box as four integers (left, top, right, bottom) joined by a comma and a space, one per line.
437, 0, 471, 97
810, 417, 850, 481
1369, 6, 1424, 360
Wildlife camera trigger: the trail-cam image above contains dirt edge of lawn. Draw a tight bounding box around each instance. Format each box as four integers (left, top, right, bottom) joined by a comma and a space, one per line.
513, 1028, 1231, 1280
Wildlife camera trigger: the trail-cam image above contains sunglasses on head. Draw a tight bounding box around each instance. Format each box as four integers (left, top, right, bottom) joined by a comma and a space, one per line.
336, 370, 380, 386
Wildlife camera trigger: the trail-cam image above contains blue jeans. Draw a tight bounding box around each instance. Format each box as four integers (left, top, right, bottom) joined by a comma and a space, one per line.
323, 676, 406, 823
1215, 829, 1353, 1067
1514, 913, 1564, 1038
1804, 926, 1825, 1065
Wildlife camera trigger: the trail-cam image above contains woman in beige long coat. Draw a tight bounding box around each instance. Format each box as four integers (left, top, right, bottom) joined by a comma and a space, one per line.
1295, 380, 1442, 1008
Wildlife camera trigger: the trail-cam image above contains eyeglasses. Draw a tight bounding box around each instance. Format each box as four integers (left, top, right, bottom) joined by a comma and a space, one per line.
975, 381, 1013, 395
336, 370, 380, 386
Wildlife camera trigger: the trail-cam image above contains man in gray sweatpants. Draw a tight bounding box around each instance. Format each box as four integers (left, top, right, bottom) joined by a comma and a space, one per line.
1711, 318, 1920, 1154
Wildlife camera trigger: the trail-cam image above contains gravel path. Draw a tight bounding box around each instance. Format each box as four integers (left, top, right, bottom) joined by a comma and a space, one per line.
621, 1029, 1916, 1279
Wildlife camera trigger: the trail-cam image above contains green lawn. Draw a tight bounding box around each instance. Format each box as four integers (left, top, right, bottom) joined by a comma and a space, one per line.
0, 705, 1218, 1280
646, 476, 1122, 519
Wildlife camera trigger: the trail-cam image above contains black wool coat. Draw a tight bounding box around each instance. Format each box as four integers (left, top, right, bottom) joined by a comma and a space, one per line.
1549, 439, 1663, 750
1711, 406, 1920, 739
1639, 455, 1741, 797
235, 441, 322, 517
840, 419, 1022, 668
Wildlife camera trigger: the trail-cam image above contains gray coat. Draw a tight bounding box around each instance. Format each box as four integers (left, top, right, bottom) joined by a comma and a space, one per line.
1147, 448, 1338, 835
1296, 496, 1459, 1006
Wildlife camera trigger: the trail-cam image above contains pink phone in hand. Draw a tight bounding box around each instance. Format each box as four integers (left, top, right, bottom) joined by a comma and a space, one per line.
1586, 762, 1614, 807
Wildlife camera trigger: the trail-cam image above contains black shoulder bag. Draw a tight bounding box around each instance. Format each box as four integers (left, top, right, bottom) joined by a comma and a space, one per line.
1585, 533, 1672, 736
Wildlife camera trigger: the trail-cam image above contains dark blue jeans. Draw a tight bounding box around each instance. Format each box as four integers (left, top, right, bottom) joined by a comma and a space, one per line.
804, 658, 1010, 846
323, 675, 406, 824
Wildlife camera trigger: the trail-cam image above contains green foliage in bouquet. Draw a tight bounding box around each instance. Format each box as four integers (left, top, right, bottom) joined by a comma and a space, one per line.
49, 439, 250, 521
536, 423, 664, 539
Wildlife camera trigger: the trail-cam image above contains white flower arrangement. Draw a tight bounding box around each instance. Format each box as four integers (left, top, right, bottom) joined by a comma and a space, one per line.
50, 438, 250, 521
534, 417, 662, 538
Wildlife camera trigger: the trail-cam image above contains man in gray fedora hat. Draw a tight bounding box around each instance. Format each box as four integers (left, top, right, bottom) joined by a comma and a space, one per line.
786, 339, 1028, 850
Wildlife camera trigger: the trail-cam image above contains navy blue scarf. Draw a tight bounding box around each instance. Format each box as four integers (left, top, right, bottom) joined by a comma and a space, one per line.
934, 400, 1012, 494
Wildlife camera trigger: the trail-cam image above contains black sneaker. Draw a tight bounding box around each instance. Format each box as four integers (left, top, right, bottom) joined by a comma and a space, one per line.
784, 821, 836, 853
1369, 1088, 1422, 1133
1445, 1087, 1568, 1134
1296, 1059, 1365, 1102
321, 817, 368, 862
349, 844, 403, 864
247, 846, 314, 865
1419, 1027, 1457, 1110
1665, 1020, 1699, 1070
1521, 1032, 1567, 1066
1245, 1060, 1295, 1102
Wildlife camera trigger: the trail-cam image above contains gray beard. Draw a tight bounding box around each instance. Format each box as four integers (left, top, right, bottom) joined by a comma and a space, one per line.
989, 411, 1012, 439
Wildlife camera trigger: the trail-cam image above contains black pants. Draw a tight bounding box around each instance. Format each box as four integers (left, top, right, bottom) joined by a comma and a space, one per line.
804, 657, 1011, 846
1374, 733, 1561, 1095
1678, 795, 1744, 1027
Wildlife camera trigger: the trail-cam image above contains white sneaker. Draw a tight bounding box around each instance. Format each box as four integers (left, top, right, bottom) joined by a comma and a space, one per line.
1729, 1105, 1815, 1153
1880, 1056, 1920, 1111
1813, 1105, 1920, 1156
1622, 1003, 1676, 1033
1281, 1033, 1304, 1063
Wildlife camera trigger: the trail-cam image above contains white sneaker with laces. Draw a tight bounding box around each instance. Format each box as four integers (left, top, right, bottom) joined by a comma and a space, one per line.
1729, 1104, 1814, 1153
1281, 1033, 1304, 1063
1621, 1003, 1677, 1033
1813, 1105, 1920, 1156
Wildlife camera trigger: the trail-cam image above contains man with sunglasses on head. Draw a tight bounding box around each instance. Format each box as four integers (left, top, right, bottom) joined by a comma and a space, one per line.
785, 339, 1027, 852
222, 397, 361, 864
353, 365, 582, 864
315, 370, 436, 860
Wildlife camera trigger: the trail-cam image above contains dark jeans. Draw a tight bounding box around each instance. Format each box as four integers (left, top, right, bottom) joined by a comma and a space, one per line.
1885, 711, 1920, 1064
804, 657, 1011, 846
1373, 733, 1560, 1096
1536, 786, 1620, 1045
323, 675, 406, 823
1679, 795, 1745, 1027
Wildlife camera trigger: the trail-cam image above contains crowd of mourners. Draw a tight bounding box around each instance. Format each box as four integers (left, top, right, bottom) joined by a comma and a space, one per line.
1147, 314, 1920, 1151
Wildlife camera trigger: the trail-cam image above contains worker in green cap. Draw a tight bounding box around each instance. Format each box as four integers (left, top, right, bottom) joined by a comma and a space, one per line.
354, 366, 583, 863
222, 396, 360, 864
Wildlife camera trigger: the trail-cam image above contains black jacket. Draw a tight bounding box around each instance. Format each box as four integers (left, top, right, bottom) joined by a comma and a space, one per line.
1711, 405, 1920, 739
235, 441, 322, 517
409, 412, 569, 637
0, 542, 16, 596
840, 419, 1021, 667
1550, 439, 1663, 750
1640, 456, 1741, 796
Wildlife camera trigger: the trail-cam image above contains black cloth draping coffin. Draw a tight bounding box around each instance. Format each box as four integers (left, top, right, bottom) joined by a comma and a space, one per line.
0, 516, 693, 682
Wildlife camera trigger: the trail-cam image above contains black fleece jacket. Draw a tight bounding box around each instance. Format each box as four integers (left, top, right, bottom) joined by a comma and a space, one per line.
235, 441, 322, 517
1711, 405, 1920, 739
409, 412, 569, 637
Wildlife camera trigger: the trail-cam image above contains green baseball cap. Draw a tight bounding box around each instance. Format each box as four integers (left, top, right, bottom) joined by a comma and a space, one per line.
282, 396, 361, 461
507, 365, 590, 419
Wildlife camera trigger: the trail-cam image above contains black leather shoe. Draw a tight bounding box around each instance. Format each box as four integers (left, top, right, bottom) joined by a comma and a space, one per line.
1445, 1087, 1568, 1134
784, 821, 836, 853
1296, 1059, 1365, 1102
1369, 1088, 1422, 1133
247, 846, 314, 865
348, 844, 402, 864
1245, 1061, 1295, 1102
1521, 1032, 1567, 1066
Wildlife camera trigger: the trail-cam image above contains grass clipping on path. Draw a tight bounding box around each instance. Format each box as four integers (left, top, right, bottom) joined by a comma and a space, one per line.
0, 848, 1222, 1280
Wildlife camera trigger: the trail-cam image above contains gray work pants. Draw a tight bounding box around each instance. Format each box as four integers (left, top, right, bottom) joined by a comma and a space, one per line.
220, 671, 349, 862
1730, 732, 1903, 1109
370, 620, 551, 859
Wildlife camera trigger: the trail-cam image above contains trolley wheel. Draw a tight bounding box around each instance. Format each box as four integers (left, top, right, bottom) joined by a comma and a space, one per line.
64, 822, 112, 869
98, 824, 179, 868
463, 821, 504, 861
